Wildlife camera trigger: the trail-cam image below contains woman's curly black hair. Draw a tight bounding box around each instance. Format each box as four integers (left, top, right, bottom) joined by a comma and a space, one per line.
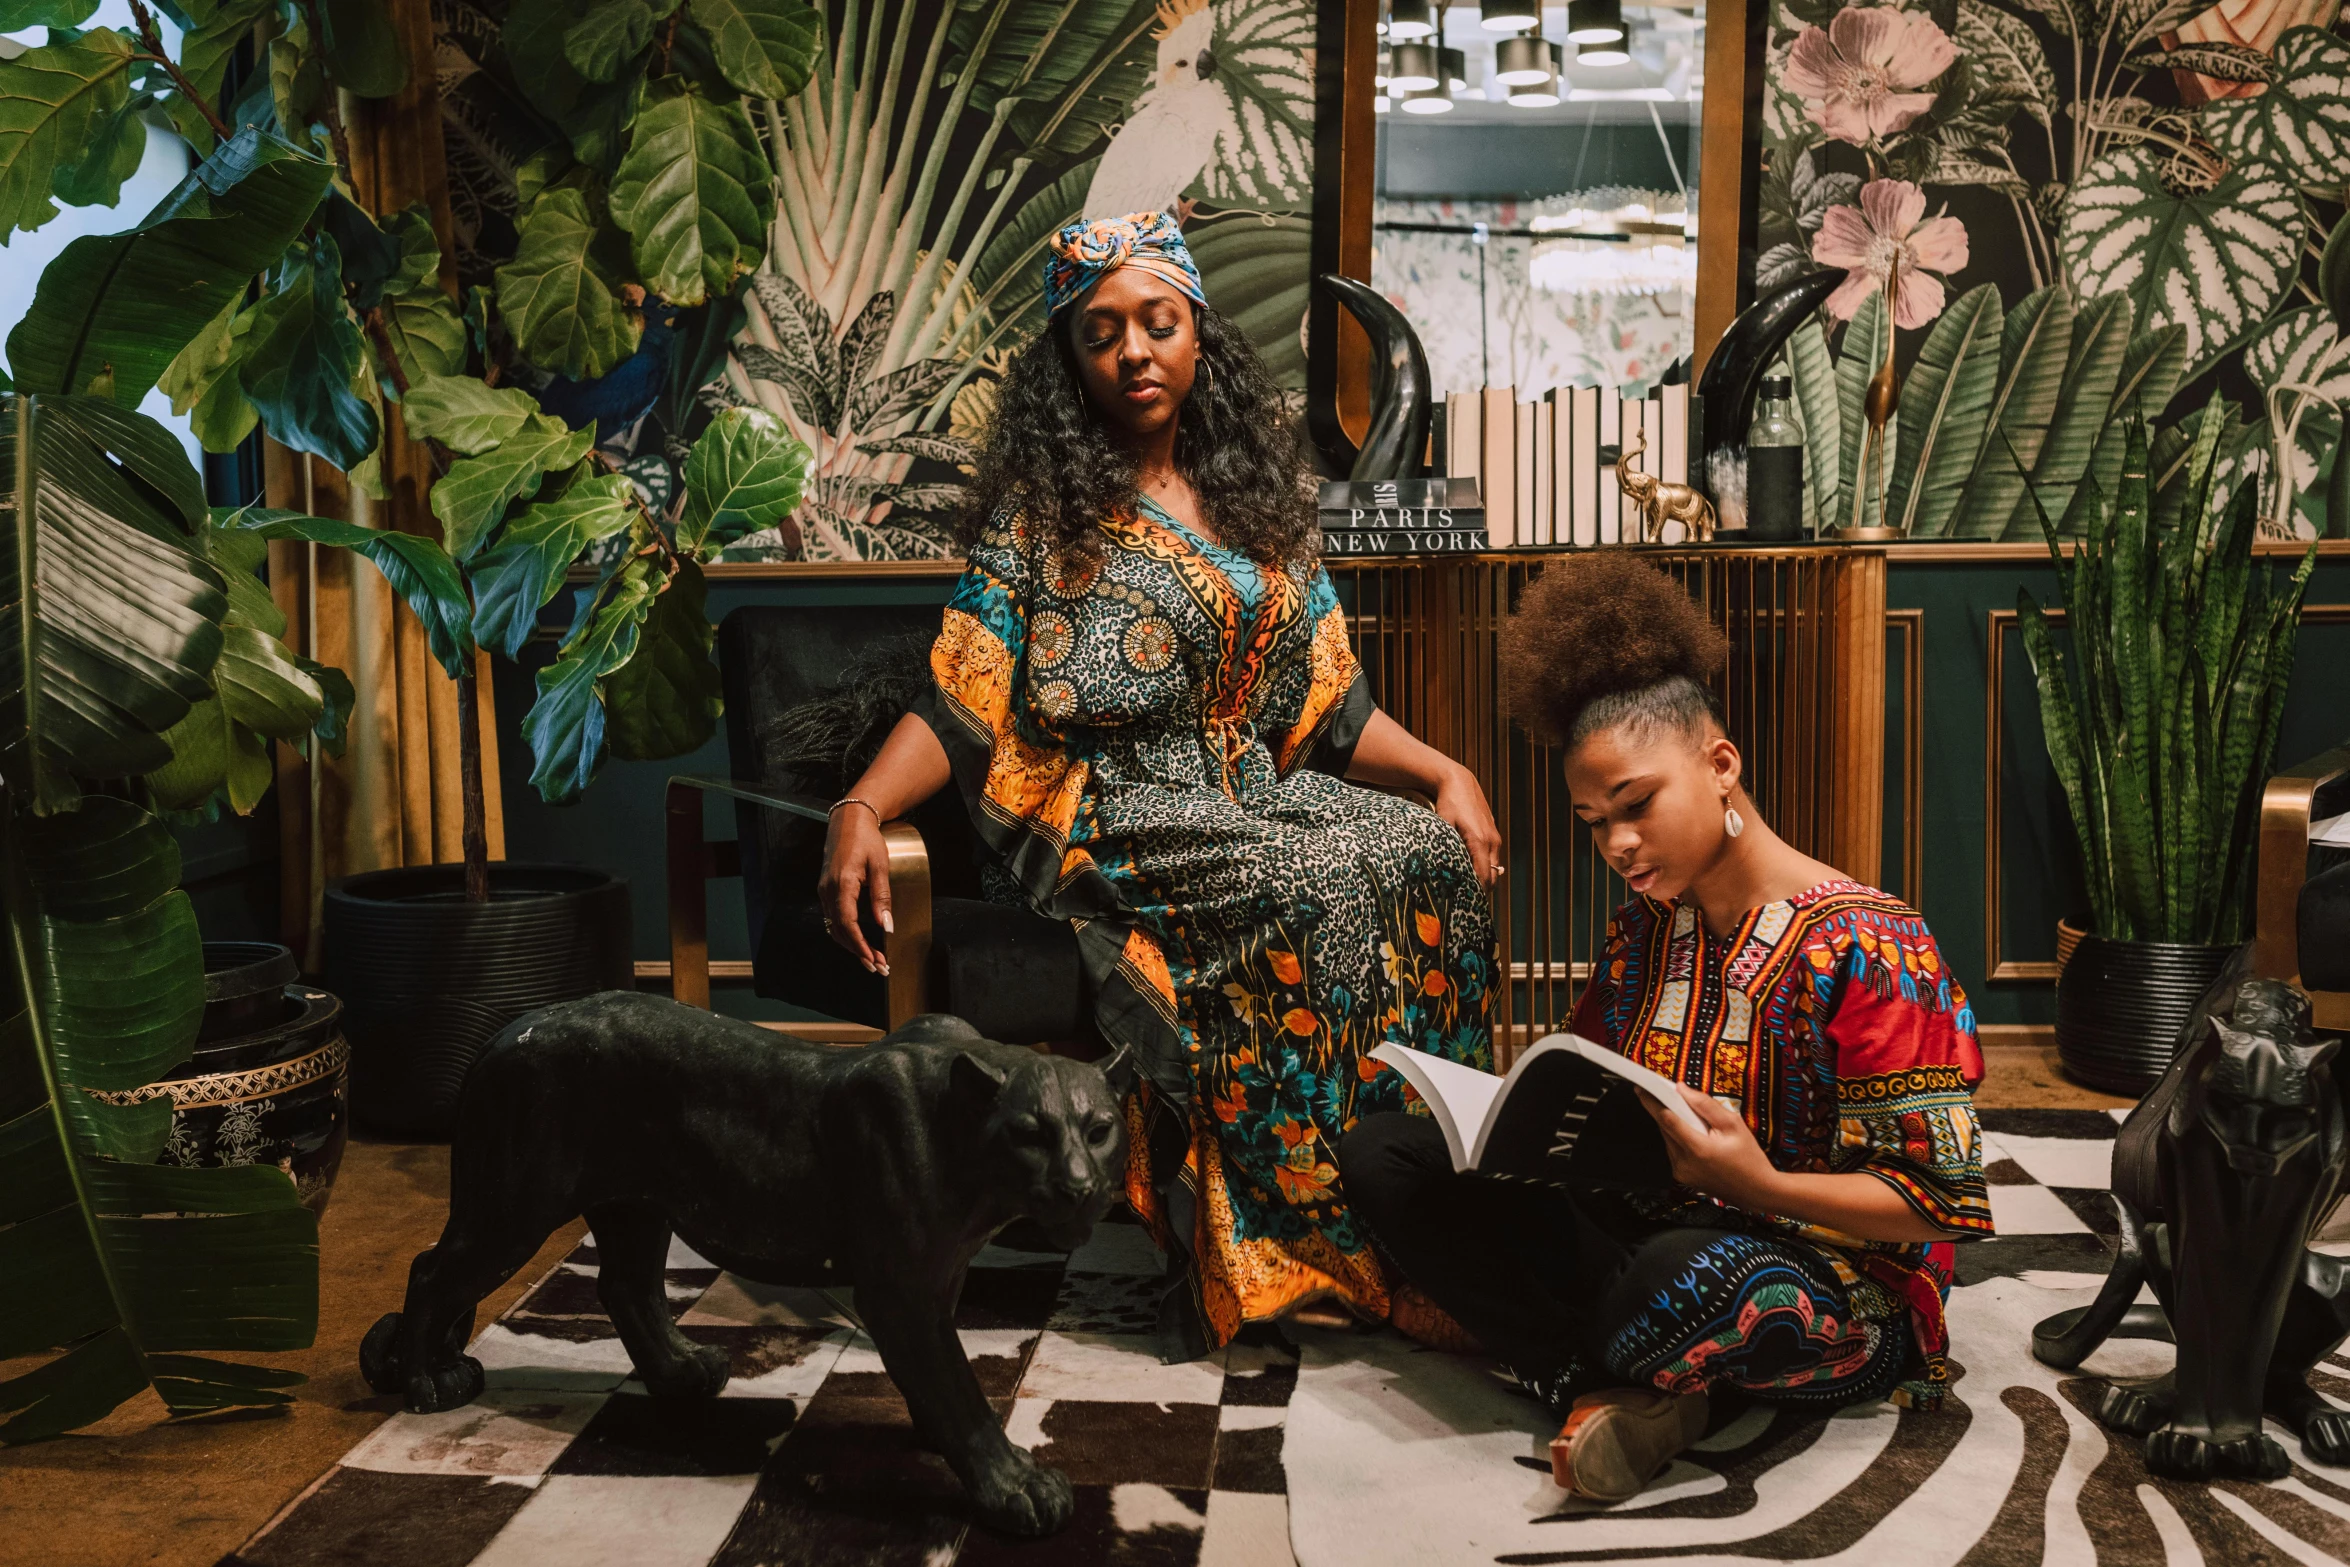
1501, 551, 1729, 749
955, 303, 1318, 565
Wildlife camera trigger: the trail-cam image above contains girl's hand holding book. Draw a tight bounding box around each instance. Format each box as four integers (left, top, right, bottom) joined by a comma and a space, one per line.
1641, 1085, 1777, 1208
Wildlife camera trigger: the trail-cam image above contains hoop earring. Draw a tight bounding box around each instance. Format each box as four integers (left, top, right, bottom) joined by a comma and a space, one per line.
1194, 356, 1212, 400
1724, 803, 1745, 839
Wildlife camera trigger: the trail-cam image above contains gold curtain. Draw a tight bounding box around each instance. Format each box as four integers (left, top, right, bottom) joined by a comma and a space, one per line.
267, 0, 505, 965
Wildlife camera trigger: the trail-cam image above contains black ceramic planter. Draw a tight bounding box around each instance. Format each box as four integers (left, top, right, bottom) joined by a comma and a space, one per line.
324, 863, 631, 1136
91, 944, 351, 1213
2055, 932, 2239, 1096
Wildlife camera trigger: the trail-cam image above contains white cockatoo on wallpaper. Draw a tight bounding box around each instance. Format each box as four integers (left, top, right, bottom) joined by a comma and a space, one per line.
1082, 0, 1237, 219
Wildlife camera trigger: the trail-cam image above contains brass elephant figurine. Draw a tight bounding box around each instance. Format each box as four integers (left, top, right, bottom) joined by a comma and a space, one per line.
1615, 429, 1717, 544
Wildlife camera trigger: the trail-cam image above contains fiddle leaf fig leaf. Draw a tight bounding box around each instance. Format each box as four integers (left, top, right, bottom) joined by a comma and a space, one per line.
686, 0, 822, 101
0, 0, 100, 25
679, 405, 808, 552
6, 126, 334, 407
524, 558, 659, 803
51, 89, 152, 210
604, 557, 720, 760
496, 186, 644, 380
0, 28, 134, 236
565, 0, 673, 83
377, 288, 468, 391
236, 235, 382, 472
608, 82, 770, 307
398, 375, 543, 453
469, 473, 639, 659
430, 419, 598, 558
505, 0, 646, 168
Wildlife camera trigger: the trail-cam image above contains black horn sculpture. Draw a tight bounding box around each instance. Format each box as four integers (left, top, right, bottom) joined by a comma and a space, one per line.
1693, 268, 1842, 501
1315, 273, 1434, 483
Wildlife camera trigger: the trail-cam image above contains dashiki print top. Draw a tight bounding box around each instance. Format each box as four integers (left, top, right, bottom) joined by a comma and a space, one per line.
1570, 879, 1994, 1407
917, 499, 1495, 1354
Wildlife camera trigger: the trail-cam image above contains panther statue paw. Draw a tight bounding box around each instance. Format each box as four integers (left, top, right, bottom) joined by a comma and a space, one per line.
638, 1340, 732, 1400
969, 1447, 1076, 1537
2094, 1379, 2174, 1437
2302, 1409, 2350, 1467
2144, 1428, 2291, 1482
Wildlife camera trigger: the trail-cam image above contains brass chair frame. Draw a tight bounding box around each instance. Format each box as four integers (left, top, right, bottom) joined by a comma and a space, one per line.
666, 775, 935, 1029
2255, 744, 2350, 1033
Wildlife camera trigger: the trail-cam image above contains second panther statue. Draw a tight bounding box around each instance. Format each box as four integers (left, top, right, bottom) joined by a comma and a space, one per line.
360, 994, 1131, 1536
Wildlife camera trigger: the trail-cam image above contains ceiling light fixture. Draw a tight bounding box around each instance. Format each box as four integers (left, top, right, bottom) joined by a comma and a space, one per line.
1399, 83, 1457, 113
1387, 40, 1441, 89
1442, 45, 1469, 92
1565, 0, 1625, 44
1578, 35, 1631, 66
1387, 0, 1435, 41
1481, 0, 1540, 32
1494, 34, 1552, 85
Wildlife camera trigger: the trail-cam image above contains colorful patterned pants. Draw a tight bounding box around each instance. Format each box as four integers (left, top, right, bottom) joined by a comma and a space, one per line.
1338, 1112, 1912, 1407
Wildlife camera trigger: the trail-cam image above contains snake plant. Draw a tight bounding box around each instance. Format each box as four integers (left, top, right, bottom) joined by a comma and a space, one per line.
2017, 402, 2318, 946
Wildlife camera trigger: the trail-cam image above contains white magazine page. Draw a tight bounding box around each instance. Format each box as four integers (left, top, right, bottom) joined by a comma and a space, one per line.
1369, 1043, 1501, 1170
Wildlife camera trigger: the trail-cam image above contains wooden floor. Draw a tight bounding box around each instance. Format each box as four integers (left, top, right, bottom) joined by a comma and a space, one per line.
0, 1044, 2116, 1567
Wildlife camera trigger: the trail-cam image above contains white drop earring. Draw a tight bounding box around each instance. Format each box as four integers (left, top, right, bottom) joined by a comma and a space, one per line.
1724, 802, 1745, 839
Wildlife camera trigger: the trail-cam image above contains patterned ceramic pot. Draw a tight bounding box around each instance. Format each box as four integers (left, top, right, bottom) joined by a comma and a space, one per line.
91, 981, 349, 1214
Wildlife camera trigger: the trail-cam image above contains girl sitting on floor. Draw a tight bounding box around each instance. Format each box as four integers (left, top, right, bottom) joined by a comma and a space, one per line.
1339, 552, 1993, 1504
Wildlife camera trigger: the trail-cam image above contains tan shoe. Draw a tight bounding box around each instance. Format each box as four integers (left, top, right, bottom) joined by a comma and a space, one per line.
1547, 1387, 1710, 1502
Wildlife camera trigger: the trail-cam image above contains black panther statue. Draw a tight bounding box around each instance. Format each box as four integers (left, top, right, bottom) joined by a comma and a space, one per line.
360, 994, 1129, 1536
2033, 972, 2350, 1480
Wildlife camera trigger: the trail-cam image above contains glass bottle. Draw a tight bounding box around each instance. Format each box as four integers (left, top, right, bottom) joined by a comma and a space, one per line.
1745, 374, 1806, 542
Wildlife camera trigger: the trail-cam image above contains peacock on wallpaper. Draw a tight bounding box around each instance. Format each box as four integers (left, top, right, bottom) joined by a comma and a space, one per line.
433, 0, 1316, 561
1757, 0, 2350, 539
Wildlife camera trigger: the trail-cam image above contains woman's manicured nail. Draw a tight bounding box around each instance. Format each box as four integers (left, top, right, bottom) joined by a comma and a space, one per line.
880, 910, 895, 934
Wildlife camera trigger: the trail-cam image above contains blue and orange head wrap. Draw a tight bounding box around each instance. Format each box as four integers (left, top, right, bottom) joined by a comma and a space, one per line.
1044, 212, 1209, 320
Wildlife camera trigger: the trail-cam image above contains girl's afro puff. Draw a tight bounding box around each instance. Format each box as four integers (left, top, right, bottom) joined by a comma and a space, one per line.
1500, 551, 1728, 748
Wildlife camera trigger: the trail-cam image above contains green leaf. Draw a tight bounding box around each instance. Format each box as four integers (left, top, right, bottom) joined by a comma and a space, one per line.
0, 0, 99, 24
2, 397, 229, 808
236, 234, 381, 472
496, 186, 643, 381
609, 82, 771, 308
2006, 291, 2130, 539
315, 0, 409, 98
2322, 208, 2350, 339
524, 560, 658, 802
41, 394, 206, 534
605, 558, 720, 760
157, 297, 261, 454
468, 473, 639, 658
51, 90, 151, 210
174, 0, 273, 144
0, 797, 317, 1441
679, 405, 809, 551
1834, 291, 1888, 531
2122, 41, 2277, 82
1888, 283, 2002, 538
431, 421, 598, 558
5, 126, 336, 408
219, 507, 475, 678
504, 0, 646, 169
2203, 26, 2350, 187
398, 374, 543, 454
142, 693, 275, 813
687, 0, 822, 100
378, 288, 468, 391
963, 156, 1100, 337
1784, 317, 1842, 537
1952, 285, 2071, 539
740, 272, 841, 429
0, 29, 133, 236
2058, 144, 2302, 382
566, 0, 667, 82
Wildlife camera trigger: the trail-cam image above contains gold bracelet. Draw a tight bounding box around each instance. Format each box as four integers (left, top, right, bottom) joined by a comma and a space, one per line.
828, 796, 881, 821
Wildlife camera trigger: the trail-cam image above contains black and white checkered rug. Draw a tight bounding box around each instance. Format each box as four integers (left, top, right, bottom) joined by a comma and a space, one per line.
226, 1110, 2350, 1566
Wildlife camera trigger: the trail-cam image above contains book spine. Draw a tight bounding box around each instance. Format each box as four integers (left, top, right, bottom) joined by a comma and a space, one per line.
1571, 385, 1598, 547
1447, 390, 1479, 498
1514, 399, 1536, 550
1596, 389, 1621, 545
1482, 385, 1517, 548
1663, 382, 1688, 492
1535, 392, 1557, 548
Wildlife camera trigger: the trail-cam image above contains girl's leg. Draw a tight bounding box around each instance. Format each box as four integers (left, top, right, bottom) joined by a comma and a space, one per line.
1592, 1228, 1910, 1405
1337, 1112, 1615, 1378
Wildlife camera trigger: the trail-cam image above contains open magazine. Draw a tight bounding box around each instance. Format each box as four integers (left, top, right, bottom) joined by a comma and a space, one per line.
1369, 1033, 1702, 1190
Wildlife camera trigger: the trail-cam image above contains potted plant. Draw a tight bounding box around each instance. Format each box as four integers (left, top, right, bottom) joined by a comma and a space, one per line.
2019, 402, 2318, 1094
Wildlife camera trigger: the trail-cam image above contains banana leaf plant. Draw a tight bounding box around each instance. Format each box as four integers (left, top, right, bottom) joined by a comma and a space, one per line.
0, 388, 325, 1441
2017, 402, 2318, 947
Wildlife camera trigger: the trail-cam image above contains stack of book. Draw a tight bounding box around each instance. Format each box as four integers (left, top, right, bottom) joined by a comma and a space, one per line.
1443, 381, 1702, 549
1316, 477, 1485, 557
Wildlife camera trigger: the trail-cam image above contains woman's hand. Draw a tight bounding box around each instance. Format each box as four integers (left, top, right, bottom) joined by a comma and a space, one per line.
818, 805, 894, 975
1435, 763, 1504, 888
1643, 1084, 1778, 1208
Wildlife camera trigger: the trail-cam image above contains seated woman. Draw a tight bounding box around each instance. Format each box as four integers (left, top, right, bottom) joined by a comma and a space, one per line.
819, 213, 1502, 1358
1340, 552, 1992, 1502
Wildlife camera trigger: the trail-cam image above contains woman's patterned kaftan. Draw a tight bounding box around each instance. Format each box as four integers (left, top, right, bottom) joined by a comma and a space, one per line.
1570, 880, 1994, 1407
917, 499, 1494, 1355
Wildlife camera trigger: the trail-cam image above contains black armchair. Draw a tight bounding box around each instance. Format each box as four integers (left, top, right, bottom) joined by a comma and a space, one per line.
2256, 742, 2350, 1030
666, 603, 1096, 1043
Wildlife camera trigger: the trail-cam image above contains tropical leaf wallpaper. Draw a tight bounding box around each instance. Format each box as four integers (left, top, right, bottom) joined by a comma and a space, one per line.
432, 0, 1317, 562
1761, 0, 2350, 538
